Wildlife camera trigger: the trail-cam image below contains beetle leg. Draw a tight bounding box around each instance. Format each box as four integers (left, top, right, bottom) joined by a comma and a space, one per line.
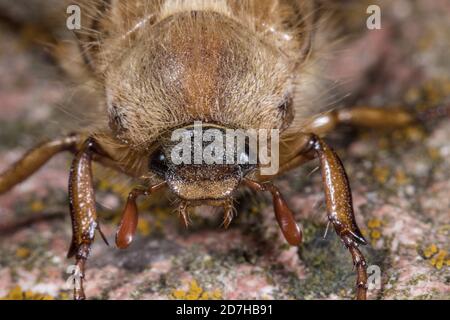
178, 201, 191, 228
274, 107, 415, 178
305, 106, 414, 136
222, 201, 234, 229
307, 135, 368, 300
115, 182, 166, 249
0, 135, 81, 194
349, 246, 368, 300
244, 179, 303, 246
67, 138, 104, 300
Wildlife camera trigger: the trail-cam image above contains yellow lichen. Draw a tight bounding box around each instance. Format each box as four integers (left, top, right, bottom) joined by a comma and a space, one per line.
30, 200, 44, 213
199, 292, 209, 300
430, 250, 448, 270
370, 230, 381, 240
172, 290, 186, 300
428, 148, 441, 161
137, 219, 151, 236
58, 292, 70, 300
395, 170, 410, 186
211, 289, 222, 299
373, 166, 390, 184
15, 247, 31, 259
360, 228, 368, 237
171, 280, 222, 300
367, 219, 382, 229
423, 244, 439, 259
423, 245, 448, 270
1, 286, 54, 300
367, 219, 383, 245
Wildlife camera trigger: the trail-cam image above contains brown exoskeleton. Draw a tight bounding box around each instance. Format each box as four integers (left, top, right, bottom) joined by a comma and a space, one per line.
0, 0, 415, 300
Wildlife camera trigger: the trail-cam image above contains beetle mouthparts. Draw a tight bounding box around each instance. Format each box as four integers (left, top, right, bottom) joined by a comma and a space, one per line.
177, 198, 235, 229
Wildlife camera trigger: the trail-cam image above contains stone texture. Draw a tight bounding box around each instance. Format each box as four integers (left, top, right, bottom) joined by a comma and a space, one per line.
0, 0, 449, 300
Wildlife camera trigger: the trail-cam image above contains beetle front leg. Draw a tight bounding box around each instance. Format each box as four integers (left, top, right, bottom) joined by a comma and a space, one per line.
67, 138, 105, 300
0, 135, 81, 194
308, 135, 368, 300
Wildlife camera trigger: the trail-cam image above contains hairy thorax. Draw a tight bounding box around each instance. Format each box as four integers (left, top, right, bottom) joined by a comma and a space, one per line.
105, 11, 298, 148
72, 0, 321, 177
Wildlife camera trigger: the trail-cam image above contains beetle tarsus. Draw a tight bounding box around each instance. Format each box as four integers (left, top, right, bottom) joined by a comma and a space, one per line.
222, 201, 235, 229
348, 245, 368, 300
73, 244, 90, 300
179, 201, 190, 228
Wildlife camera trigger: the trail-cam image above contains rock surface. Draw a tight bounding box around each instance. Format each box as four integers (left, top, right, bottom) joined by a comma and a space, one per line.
0, 0, 449, 300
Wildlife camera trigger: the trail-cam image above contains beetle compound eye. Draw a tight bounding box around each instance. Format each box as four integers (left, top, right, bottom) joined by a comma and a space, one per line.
149, 149, 168, 177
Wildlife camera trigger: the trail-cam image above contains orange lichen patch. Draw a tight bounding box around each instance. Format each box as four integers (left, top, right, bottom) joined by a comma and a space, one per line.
373, 166, 390, 184
171, 280, 222, 300
360, 228, 369, 238
58, 292, 70, 300
172, 289, 187, 299
1, 286, 54, 300
367, 219, 382, 229
427, 148, 441, 161
367, 219, 383, 245
422, 244, 449, 270
370, 230, 381, 241
423, 244, 439, 259
137, 219, 151, 236
210, 289, 222, 300
15, 247, 31, 259
395, 170, 410, 186
430, 250, 448, 270
30, 200, 45, 213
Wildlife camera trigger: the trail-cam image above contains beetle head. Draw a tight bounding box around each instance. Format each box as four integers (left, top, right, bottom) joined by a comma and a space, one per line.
149, 123, 256, 202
